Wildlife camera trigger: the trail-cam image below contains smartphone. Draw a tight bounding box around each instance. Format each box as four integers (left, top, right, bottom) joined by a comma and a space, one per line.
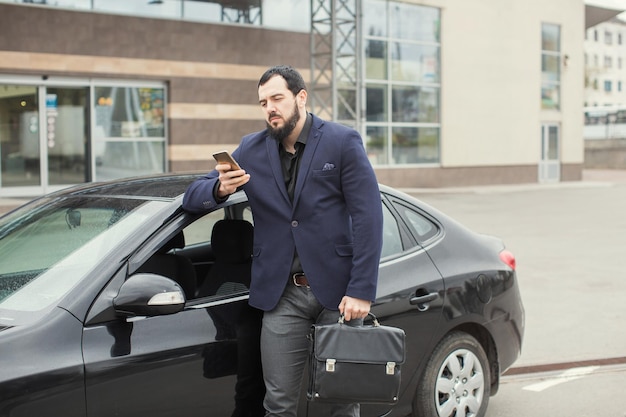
212, 151, 241, 171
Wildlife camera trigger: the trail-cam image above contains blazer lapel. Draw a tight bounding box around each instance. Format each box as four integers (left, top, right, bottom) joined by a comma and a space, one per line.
292, 116, 323, 208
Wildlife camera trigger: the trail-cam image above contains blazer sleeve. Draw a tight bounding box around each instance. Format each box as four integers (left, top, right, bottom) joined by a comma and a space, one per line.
182, 171, 222, 214
340, 129, 384, 302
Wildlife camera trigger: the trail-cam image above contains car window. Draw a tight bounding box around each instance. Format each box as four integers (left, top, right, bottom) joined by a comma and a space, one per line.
173, 203, 254, 302
184, 205, 254, 247
393, 201, 439, 243
184, 210, 225, 246
0, 197, 168, 322
381, 204, 403, 258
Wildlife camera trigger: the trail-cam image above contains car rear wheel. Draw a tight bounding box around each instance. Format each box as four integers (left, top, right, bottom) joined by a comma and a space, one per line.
414, 331, 491, 417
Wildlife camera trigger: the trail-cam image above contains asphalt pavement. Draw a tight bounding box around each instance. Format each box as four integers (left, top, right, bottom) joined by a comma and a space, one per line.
406, 169, 626, 372
1, 170, 625, 373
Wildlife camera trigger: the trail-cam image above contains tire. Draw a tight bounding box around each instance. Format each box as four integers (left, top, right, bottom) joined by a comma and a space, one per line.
414, 331, 491, 417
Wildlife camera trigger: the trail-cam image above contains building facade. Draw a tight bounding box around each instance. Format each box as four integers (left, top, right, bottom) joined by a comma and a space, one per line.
583, 13, 626, 168
584, 16, 626, 107
0, 0, 585, 198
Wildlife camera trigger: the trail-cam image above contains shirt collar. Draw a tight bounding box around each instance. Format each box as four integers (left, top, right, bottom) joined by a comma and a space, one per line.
296, 112, 312, 146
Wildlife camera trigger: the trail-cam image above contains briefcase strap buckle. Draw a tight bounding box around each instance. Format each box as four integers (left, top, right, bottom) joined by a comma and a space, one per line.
326, 358, 336, 372
386, 362, 396, 375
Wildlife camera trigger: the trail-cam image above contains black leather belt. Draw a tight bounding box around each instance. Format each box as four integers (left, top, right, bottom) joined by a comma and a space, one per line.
292, 273, 310, 288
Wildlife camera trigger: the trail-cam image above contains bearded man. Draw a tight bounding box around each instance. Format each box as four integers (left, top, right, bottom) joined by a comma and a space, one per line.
183, 65, 383, 417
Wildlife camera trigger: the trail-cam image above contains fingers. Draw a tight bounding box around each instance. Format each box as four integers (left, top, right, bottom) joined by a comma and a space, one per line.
217, 164, 250, 196
339, 296, 371, 322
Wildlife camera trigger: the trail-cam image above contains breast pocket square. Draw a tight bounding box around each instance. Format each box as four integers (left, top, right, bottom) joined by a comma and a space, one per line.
322, 163, 335, 171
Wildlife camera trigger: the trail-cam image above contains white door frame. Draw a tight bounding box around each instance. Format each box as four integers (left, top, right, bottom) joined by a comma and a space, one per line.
539, 123, 560, 183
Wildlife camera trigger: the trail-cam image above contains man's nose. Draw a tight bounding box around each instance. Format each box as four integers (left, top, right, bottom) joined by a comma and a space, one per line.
265, 101, 277, 113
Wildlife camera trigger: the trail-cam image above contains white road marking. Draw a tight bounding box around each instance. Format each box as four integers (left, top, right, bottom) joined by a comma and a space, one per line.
522, 366, 600, 392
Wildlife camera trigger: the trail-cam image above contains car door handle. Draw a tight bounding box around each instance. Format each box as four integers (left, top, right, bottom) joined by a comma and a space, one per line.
410, 292, 439, 311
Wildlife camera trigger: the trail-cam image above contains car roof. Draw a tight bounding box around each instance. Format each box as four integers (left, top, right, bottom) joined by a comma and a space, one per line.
46, 173, 201, 200
49, 174, 399, 202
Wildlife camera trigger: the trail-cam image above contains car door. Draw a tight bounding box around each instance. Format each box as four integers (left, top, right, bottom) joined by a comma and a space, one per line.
82, 216, 261, 417
304, 195, 447, 417
370, 196, 446, 416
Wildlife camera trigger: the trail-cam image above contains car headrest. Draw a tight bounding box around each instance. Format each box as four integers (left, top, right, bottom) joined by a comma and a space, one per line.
211, 220, 253, 264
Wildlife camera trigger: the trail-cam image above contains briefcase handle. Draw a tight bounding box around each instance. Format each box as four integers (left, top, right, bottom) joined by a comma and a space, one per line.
338, 312, 380, 327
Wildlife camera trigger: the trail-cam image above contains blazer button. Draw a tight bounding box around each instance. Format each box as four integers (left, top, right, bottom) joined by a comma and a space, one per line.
291, 220, 299, 227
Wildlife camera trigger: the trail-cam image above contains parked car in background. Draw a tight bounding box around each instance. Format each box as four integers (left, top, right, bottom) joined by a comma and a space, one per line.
0, 173, 524, 417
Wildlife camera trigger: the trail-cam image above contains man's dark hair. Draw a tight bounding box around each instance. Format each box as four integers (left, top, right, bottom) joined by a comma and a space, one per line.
258, 65, 307, 96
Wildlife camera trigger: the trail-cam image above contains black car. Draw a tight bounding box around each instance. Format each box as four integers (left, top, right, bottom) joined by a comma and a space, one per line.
0, 174, 524, 417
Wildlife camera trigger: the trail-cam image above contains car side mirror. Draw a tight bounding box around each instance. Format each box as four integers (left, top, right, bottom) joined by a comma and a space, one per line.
114, 273, 186, 317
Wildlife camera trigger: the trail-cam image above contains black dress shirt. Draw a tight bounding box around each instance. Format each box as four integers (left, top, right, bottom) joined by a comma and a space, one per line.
277, 113, 312, 275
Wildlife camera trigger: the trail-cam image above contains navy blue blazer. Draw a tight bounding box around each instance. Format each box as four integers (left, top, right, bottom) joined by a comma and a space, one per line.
182, 114, 383, 312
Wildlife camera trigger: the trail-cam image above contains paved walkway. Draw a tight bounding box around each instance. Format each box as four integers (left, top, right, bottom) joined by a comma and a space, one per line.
409, 169, 626, 369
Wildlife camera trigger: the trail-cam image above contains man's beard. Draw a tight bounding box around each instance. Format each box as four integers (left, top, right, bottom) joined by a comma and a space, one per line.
266, 102, 300, 142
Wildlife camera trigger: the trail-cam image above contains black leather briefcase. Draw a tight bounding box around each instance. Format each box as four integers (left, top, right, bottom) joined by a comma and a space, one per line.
307, 313, 406, 404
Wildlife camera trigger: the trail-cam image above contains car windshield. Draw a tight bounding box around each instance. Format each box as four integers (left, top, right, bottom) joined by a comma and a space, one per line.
0, 196, 168, 323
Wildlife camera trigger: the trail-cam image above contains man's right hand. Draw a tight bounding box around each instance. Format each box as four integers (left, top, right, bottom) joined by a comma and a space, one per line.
216, 163, 250, 198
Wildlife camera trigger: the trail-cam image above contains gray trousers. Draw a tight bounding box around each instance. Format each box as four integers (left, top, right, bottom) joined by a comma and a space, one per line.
260, 282, 361, 417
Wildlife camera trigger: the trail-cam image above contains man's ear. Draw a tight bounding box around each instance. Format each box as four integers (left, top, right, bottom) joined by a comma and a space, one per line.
297, 89, 308, 108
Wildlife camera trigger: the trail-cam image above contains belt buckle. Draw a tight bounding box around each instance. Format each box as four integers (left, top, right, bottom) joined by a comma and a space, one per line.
292, 273, 309, 288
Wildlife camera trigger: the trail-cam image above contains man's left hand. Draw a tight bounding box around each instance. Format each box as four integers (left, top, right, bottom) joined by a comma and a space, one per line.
338, 296, 371, 321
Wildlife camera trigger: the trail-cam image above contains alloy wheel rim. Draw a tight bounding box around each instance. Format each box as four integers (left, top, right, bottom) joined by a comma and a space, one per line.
434, 348, 485, 417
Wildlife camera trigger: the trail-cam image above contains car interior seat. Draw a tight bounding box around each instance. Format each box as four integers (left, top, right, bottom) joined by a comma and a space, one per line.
197, 219, 254, 298
137, 231, 197, 299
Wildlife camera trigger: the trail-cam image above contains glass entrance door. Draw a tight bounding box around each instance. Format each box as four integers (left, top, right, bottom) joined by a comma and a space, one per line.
45, 87, 89, 186
0, 82, 89, 195
0, 84, 41, 188
1, 78, 165, 197
539, 123, 560, 183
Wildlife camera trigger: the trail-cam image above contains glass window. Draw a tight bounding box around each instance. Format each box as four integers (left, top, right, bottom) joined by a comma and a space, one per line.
363, 0, 387, 37
542, 55, 560, 83
365, 126, 388, 165
366, 85, 387, 122
391, 200, 439, 243
391, 43, 439, 83
46, 87, 89, 186
5, 0, 91, 7
0, 84, 40, 187
392, 86, 439, 123
541, 23, 560, 110
262, 0, 310, 32
0, 196, 167, 321
390, 2, 440, 42
541, 85, 560, 109
94, 85, 166, 181
94, 87, 164, 139
381, 203, 403, 258
542, 24, 560, 52
3, 0, 311, 33
94, 141, 165, 182
392, 126, 439, 164
363, 1, 441, 166
366, 40, 387, 80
